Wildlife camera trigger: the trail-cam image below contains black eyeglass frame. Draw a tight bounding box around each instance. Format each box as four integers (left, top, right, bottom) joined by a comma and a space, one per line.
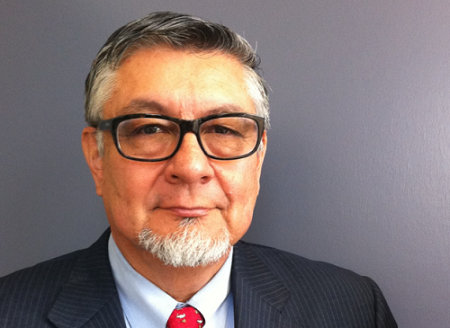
95, 112, 265, 162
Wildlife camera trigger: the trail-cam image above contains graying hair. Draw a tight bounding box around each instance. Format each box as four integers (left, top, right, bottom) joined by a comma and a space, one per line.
84, 11, 270, 129
138, 219, 231, 267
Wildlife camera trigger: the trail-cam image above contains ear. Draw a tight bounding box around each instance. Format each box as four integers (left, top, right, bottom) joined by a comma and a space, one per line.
256, 130, 267, 174
81, 127, 104, 196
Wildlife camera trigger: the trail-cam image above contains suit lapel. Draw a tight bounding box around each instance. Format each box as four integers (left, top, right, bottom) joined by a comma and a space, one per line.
47, 230, 126, 328
231, 242, 295, 328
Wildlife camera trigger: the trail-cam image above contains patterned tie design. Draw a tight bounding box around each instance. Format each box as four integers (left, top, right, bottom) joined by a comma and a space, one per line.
166, 305, 205, 328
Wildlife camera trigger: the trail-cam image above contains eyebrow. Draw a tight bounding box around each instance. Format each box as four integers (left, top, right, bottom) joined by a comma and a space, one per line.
119, 99, 166, 114
118, 99, 247, 116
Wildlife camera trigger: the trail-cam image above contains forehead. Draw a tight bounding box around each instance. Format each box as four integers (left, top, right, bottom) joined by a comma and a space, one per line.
104, 46, 255, 118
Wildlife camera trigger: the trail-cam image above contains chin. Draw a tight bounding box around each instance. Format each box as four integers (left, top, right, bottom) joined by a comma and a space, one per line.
137, 220, 231, 267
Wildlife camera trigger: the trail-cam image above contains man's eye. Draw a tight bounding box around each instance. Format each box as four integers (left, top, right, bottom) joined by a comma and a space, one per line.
208, 125, 241, 136
132, 124, 163, 135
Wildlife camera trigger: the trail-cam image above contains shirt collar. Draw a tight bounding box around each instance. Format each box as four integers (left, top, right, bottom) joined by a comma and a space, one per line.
187, 244, 233, 323
108, 234, 233, 327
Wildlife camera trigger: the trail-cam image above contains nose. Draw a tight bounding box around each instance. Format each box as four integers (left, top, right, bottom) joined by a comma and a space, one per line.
164, 132, 214, 185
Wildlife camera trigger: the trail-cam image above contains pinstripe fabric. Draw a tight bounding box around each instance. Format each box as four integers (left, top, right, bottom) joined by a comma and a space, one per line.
0, 230, 396, 327
232, 241, 397, 327
0, 230, 125, 328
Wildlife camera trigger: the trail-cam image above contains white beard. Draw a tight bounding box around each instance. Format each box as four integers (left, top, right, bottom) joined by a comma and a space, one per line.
138, 218, 231, 267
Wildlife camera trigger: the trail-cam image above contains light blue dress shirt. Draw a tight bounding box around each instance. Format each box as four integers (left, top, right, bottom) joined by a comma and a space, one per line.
108, 235, 234, 327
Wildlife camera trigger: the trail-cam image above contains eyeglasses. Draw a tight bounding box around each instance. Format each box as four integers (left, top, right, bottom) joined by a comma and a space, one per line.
95, 113, 265, 161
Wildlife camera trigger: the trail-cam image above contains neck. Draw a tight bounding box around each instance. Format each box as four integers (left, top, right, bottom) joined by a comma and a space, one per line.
139, 255, 229, 302
112, 231, 230, 302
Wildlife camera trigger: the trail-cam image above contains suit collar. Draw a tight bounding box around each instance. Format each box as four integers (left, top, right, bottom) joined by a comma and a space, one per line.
47, 229, 126, 328
232, 241, 293, 327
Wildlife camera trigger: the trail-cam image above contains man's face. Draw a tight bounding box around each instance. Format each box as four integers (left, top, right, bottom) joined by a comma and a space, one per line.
83, 47, 266, 264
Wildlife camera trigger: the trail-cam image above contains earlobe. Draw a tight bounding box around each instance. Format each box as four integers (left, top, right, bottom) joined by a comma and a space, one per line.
81, 127, 104, 196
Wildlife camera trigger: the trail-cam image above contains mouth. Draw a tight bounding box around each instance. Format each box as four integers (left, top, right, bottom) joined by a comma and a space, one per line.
162, 207, 212, 218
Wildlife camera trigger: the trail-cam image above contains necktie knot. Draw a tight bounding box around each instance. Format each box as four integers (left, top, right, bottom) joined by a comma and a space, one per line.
166, 305, 205, 328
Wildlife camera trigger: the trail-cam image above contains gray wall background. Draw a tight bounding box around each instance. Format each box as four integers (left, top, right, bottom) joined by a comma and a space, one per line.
1, 1, 449, 327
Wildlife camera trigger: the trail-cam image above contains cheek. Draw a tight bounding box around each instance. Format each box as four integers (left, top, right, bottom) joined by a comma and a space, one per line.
104, 149, 161, 194
233, 159, 261, 202
100, 154, 162, 230
217, 160, 261, 243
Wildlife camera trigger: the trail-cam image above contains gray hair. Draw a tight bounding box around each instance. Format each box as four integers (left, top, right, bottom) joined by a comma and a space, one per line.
138, 218, 231, 267
84, 11, 270, 129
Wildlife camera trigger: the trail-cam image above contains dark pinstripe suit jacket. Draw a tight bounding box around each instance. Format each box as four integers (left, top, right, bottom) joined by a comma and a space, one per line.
0, 230, 397, 327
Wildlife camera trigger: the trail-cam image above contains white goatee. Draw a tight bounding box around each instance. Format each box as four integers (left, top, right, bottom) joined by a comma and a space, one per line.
138, 218, 231, 267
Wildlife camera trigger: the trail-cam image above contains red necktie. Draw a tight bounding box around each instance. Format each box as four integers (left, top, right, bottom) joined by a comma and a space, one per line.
166, 305, 205, 328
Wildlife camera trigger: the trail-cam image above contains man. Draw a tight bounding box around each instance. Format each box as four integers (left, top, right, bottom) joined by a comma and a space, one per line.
0, 11, 397, 327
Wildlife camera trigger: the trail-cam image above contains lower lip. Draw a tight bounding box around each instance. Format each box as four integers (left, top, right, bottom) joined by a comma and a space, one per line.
166, 207, 211, 217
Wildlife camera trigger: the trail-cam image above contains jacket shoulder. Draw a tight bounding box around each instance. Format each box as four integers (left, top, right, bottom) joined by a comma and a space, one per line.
0, 249, 86, 322
0, 230, 111, 327
233, 241, 397, 327
1, 247, 86, 285
235, 240, 366, 283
